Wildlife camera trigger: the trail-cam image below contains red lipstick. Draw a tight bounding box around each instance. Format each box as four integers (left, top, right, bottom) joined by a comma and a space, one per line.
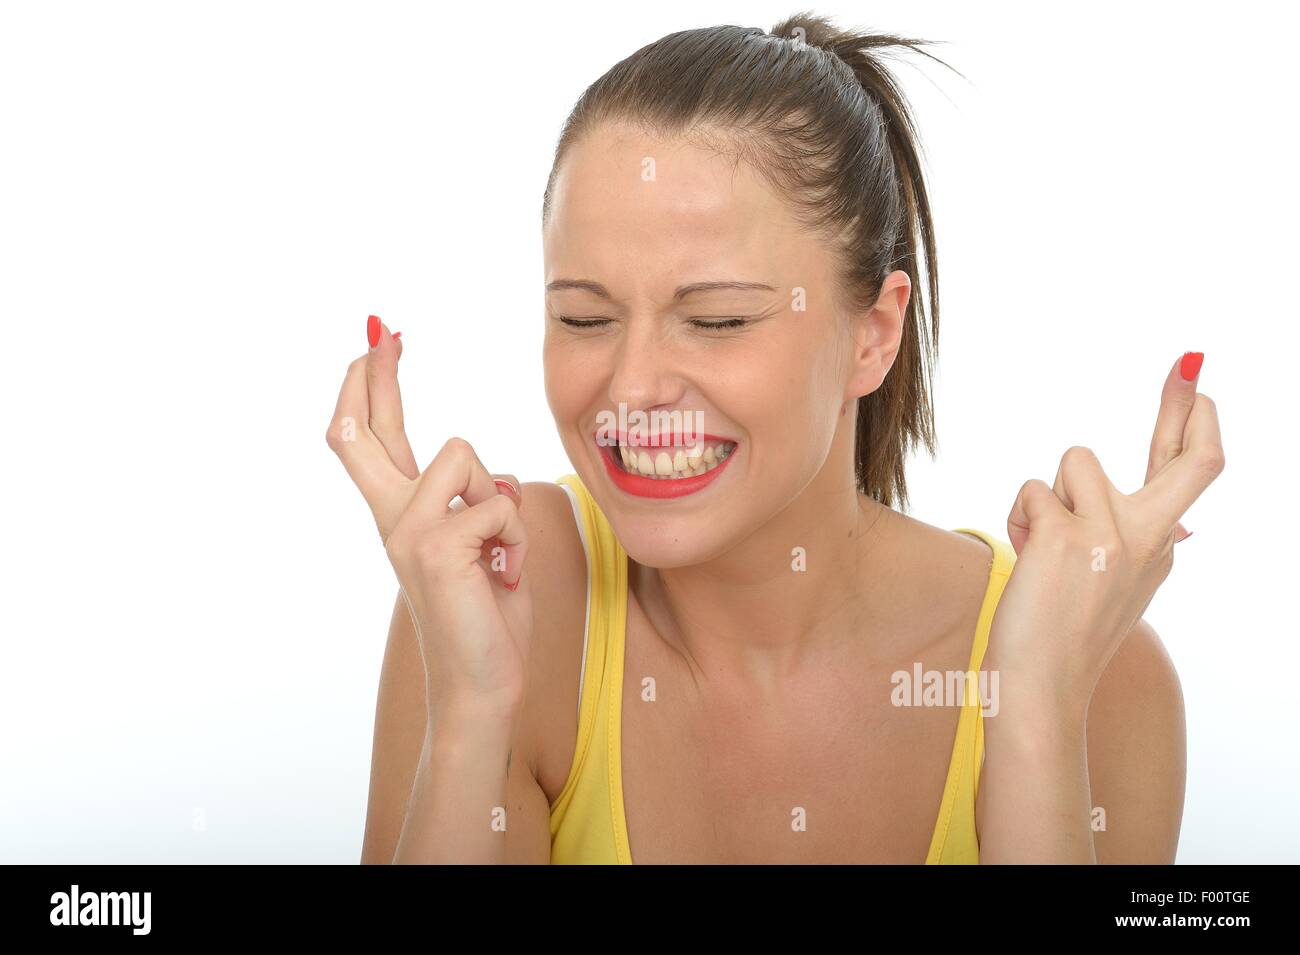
594, 431, 737, 499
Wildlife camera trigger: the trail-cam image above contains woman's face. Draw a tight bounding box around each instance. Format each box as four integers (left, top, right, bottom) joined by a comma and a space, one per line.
542, 120, 904, 568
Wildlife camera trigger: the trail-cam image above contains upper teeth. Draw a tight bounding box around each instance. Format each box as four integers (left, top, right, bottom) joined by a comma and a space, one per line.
617, 440, 735, 479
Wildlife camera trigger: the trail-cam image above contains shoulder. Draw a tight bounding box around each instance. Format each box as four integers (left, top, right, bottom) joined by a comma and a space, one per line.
511, 480, 589, 797
517, 480, 585, 578
1085, 617, 1187, 862
885, 508, 1002, 575
865, 508, 1006, 655
515, 481, 589, 642
887, 509, 1006, 593
1091, 618, 1184, 709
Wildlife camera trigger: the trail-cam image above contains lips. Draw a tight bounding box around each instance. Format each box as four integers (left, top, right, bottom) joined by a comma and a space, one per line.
594, 430, 738, 499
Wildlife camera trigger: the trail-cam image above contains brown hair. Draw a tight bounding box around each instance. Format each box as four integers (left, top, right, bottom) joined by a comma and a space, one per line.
541, 11, 964, 511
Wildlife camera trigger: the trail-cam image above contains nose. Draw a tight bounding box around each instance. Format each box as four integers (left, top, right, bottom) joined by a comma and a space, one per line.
606, 317, 686, 415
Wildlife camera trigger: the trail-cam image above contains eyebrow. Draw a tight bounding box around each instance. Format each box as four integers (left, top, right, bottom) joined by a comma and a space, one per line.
545, 279, 776, 301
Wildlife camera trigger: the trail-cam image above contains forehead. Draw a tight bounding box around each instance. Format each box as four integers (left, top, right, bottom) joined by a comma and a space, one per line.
544, 121, 809, 287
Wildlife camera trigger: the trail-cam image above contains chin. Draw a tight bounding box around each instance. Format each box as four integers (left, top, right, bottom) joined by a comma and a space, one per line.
607, 514, 733, 569
576, 429, 741, 561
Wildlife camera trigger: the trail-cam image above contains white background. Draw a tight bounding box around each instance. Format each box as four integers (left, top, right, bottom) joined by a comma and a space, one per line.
1, 0, 1295, 863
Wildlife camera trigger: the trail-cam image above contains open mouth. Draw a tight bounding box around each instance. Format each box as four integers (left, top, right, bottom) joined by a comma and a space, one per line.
593, 430, 739, 498
604, 435, 737, 480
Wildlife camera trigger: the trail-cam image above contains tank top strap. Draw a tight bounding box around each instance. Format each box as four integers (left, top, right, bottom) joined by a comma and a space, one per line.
555, 474, 628, 661
925, 528, 1018, 863
549, 474, 629, 850
951, 527, 1016, 808
950, 528, 1017, 676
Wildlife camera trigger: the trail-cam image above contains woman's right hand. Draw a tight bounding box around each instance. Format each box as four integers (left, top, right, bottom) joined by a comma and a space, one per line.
326, 315, 532, 724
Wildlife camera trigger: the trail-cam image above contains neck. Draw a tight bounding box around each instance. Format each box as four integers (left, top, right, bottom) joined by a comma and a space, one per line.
630, 456, 898, 695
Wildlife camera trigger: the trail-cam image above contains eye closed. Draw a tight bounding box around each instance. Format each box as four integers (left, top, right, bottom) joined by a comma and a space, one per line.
555, 316, 613, 328
553, 314, 757, 330
689, 317, 751, 330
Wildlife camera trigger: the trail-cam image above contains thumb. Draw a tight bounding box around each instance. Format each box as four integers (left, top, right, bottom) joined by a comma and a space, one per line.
1006, 478, 1062, 556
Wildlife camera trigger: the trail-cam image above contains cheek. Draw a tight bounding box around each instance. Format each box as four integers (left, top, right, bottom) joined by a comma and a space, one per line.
542, 337, 576, 395
543, 338, 607, 436
542, 343, 574, 425
756, 323, 847, 452
766, 316, 846, 403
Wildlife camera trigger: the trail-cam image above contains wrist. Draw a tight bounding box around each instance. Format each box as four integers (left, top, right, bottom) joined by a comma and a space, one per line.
985, 647, 1091, 702
427, 679, 523, 724
981, 663, 1089, 737
429, 698, 519, 743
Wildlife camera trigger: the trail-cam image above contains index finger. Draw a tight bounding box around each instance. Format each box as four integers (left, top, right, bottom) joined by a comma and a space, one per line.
327, 354, 414, 537
1133, 390, 1224, 530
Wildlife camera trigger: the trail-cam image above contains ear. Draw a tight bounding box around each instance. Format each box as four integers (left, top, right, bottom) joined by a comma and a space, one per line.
844, 270, 909, 401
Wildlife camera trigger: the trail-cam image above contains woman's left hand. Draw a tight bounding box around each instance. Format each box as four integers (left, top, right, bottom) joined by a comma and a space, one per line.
985, 352, 1224, 709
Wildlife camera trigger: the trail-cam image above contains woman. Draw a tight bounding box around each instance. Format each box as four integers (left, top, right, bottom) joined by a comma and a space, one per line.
329, 13, 1223, 864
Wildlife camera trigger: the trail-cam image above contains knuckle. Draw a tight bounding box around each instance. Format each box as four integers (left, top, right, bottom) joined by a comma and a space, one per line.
437, 436, 476, 467
326, 416, 363, 455
1021, 477, 1051, 501
441, 435, 472, 455
1061, 445, 1097, 471
1194, 446, 1226, 477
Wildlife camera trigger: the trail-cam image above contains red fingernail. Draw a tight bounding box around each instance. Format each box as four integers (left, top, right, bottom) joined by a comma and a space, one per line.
367, 314, 381, 349
494, 478, 519, 497
504, 574, 521, 591
1179, 530, 1193, 542
392, 331, 401, 340
1180, 351, 1204, 381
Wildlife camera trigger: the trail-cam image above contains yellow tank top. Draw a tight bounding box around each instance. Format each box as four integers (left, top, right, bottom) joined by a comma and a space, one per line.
548, 473, 1016, 864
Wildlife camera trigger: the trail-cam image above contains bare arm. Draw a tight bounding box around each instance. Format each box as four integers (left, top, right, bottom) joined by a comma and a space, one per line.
359, 590, 553, 864
359, 592, 428, 863
1085, 617, 1186, 863
360, 478, 586, 864
976, 616, 1186, 863
976, 655, 1094, 863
